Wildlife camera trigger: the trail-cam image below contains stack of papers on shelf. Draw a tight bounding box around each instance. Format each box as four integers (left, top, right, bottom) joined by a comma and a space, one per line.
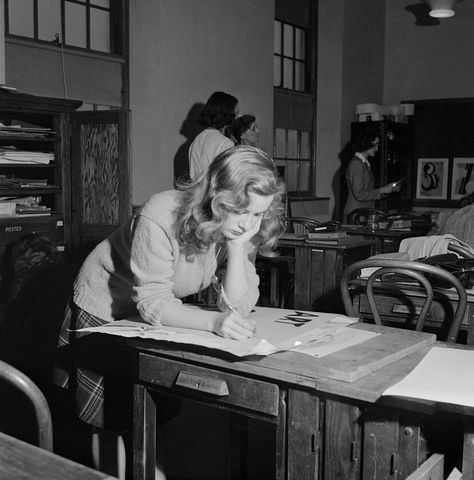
16, 204, 51, 217
0, 177, 51, 189
0, 149, 54, 164
0, 122, 53, 138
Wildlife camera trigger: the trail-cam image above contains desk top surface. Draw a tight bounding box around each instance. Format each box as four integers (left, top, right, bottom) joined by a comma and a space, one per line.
0, 432, 117, 480
129, 317, 474, 413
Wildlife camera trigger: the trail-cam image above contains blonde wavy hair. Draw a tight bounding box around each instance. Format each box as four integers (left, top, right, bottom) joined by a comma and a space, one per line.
175, 145, 286, 256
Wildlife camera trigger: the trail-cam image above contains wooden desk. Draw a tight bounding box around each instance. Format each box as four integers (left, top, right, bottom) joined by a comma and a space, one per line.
131, 322, 474, 480
350, 279, 474, 344
277, 237, 375, 313
0, 432, 116, 480
345, 226, 432, 254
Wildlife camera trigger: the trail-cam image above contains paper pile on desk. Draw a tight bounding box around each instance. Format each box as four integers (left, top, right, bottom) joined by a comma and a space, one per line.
73, 306, 361, 357
382, 346, 474, 407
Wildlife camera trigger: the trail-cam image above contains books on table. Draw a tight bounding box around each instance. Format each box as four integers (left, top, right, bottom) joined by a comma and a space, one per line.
306, 230, 351, 245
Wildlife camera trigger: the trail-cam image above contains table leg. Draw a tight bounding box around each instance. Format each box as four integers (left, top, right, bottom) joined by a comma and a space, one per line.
133, 384, 156, 480
462, 420, 474, 479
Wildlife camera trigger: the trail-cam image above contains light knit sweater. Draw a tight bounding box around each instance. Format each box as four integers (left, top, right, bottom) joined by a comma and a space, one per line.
73, 190, 259, 324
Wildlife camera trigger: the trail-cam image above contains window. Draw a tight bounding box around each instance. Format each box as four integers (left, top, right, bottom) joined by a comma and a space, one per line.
273, 20, 307, 92
274, 0, 317, 197
5, 0, 124, 55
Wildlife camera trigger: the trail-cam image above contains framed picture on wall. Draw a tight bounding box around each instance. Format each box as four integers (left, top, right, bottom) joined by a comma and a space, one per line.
416, 158, 449, 200
450, 157, 474, 200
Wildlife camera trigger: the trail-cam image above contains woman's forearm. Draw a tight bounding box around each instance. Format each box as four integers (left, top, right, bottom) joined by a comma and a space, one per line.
223, 243, 249, 304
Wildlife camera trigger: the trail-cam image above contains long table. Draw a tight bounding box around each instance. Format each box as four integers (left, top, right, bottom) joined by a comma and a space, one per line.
129, 317, 474, 479
0, 432, 117, 480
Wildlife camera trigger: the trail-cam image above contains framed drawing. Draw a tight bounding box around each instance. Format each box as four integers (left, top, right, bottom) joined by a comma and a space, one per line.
451, 157, 474, 200
416, 158, 449, 200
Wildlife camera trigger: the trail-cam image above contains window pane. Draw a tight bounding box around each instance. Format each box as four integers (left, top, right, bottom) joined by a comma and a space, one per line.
38, 0, 61, 42
274, 20, 281, 54
283, 24, 293, 57
9, 0, 34, 37
273, 56, 281, 87
65, 1, 87, 48
297, 161, 310, 190
295, 27, 306, 60
283, 58, 293, 89
275, 128, 286, 158
286, 161, 298, 191
295, 61, 305, 92
300, 131, 310, 158
90, 7, 110, 52
91, 0, 110, 7
287, 130, 298, 158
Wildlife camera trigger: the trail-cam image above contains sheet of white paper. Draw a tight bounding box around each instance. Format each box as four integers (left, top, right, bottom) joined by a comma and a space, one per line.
382, 346, 474, 407
291, 327, 380, 358
73, 306, 359, 357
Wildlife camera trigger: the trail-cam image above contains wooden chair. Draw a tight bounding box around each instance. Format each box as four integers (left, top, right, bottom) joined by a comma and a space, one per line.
340, 259, 467, 343
286, 216, 322, 234
0, 359, 53, 451
447, 242, 474, 259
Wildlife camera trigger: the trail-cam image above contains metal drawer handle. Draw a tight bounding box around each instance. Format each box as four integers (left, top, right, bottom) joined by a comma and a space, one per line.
175, 371, 229, 396
392, 304, 422, 315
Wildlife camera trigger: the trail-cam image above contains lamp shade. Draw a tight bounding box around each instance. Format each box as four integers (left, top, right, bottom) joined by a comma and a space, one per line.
427, 0, 456, 17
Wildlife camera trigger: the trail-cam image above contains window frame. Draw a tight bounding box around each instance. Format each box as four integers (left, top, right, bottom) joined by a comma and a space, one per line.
273, 0, 318, 198
4, 0, 126, 57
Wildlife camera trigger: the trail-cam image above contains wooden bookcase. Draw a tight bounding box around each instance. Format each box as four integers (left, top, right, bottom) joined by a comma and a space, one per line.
0, 90, 81, 258
0, 90, 131, 299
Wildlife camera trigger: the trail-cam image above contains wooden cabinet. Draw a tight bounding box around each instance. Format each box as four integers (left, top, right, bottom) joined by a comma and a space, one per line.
350, 121, 413, 212
0, 90, 130, 296
0, 91, 80, 281
279, 237, 375, 313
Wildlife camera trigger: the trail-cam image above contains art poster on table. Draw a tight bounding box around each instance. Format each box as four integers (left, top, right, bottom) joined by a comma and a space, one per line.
415, 157, 449, 200
450, 157, 474, 200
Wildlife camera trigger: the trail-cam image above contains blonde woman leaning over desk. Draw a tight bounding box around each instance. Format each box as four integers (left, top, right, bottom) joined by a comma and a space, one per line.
57, 145, 286, 477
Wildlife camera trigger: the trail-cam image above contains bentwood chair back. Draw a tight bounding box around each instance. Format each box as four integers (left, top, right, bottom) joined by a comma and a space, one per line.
0, 359, 53, 451
340, 259, 467, 343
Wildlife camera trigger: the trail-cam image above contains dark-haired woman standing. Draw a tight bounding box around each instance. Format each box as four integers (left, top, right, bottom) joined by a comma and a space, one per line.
189, 91, 238, 179
343, 131, 400, 221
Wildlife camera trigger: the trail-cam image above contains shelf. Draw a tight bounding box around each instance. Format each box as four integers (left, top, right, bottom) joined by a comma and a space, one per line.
0, 135, 56, 142
0, 163, 58, 168
0, 187, 61, 195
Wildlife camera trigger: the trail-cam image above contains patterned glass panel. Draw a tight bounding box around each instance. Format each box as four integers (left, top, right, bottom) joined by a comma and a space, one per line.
80, 124, 120, 224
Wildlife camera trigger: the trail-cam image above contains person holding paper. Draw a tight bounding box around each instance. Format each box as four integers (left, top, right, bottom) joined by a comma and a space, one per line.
343, 131, 400, 222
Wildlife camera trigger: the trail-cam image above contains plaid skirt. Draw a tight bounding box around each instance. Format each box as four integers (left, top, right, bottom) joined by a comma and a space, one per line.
57, 302, 133, 432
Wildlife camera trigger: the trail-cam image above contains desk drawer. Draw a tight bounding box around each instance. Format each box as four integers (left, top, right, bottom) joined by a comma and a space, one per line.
138, 353, 280, 416
357, 293, 468, 326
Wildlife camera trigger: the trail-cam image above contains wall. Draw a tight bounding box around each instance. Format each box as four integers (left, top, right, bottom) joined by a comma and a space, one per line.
316, 0, 385, 220
129, 0, 275, 206
384, 0, 474, 103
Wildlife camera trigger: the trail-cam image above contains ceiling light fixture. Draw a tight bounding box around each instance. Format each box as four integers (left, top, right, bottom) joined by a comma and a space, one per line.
427, 0, 457, 18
